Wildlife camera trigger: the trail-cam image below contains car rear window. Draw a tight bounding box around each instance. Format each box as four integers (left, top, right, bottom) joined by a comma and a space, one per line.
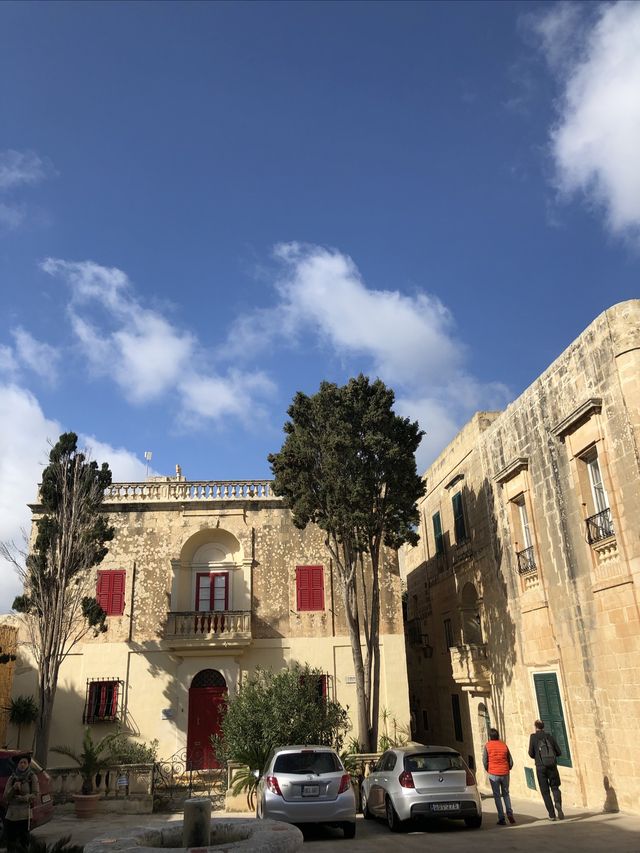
404, 753, 465, 772
273, 751, 342, 775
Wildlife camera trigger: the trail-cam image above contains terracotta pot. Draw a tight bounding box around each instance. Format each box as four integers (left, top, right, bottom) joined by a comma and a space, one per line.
72, 793, 101, 818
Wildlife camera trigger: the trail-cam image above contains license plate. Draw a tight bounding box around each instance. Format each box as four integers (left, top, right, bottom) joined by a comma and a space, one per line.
302, 785, 319, 797
41, 795, 52, 804
432, 802, 459, 811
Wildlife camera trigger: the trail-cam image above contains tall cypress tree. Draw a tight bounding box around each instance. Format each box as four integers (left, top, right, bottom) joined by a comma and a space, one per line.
12, 433, 114, 763
269, 375, 425, 751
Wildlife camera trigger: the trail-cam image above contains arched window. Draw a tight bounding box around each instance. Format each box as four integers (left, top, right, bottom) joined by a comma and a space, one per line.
191, 669, 227, 689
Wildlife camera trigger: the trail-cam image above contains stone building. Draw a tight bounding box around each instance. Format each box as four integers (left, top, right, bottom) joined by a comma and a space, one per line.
10, 478, 409, 767
402, 300, 640, 815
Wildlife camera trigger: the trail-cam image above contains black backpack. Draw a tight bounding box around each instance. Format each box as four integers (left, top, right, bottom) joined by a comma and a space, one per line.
538, 736, 557, 768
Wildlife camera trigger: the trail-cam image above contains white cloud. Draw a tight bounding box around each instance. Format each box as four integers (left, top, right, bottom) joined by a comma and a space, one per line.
0, 150, 50, 231
533, 1, 640, 241
0, 150, 47, 191
0, 383, 154, 613
0, 345, 18, 376
0, 384, 61, 612
228, 242, 510, 470
79, 435, 150, 482
11, 327, 60, 384
42, 258, 273, 423
0, 202, 26, 229
179, 370, 276, 425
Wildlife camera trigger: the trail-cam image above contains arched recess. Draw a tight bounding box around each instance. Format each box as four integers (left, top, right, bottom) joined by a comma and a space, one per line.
460, 582, 483, 645
187, 669, 227, 769
171, 528, 249, 614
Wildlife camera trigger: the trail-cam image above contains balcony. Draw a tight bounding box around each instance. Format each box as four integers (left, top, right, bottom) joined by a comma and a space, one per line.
516, 545, 536, 574
164, 610, 251, 651
449, 643, 491, 694
586, 508, 615, 544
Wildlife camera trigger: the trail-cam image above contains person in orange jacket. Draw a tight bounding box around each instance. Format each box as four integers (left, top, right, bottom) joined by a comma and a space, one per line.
483, 728, 515, 825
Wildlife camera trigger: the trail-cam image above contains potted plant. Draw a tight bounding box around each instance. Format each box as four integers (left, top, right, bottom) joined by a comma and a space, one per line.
51, 728, 118, 818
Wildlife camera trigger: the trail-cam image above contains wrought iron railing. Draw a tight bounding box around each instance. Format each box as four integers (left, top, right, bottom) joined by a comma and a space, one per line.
516, 545, 536, 574
586, 508, 614, 544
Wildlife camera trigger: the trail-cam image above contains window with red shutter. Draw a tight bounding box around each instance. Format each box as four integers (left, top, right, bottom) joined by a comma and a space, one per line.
84, 679, 122, 723
296, 565, 324, 611
96, 570, 126, 616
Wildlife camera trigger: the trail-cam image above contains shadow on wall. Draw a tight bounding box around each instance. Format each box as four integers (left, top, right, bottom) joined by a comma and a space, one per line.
603, 775, 619, 813
404, 476, 518, 748
467, 478, 517, 738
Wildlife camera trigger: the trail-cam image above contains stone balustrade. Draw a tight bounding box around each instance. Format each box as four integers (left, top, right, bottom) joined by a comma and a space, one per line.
103, 480, 278, 503
48, 763, 153, 803
164, 610, 252, 649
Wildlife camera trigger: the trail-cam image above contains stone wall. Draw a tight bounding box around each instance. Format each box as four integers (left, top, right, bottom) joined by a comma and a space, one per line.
402, 300, 640, 815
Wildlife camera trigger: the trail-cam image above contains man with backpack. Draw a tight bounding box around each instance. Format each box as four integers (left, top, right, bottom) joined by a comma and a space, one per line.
528, 720, 564, 820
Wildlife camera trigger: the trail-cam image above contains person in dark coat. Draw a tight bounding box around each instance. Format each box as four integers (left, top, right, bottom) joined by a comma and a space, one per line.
2, 752, 39, 852
528, 720, 564, 820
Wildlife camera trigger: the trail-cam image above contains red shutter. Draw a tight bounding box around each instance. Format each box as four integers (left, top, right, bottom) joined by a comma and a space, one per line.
96, 570, 126, 615
110, 571, 125, 615
310, 566, 324, 610
96, 572, 110, 611
98, 683, 108, 718
296, 566, 324, 611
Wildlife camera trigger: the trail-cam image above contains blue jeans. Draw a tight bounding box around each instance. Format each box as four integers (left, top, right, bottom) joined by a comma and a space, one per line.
489, 774, 512, 820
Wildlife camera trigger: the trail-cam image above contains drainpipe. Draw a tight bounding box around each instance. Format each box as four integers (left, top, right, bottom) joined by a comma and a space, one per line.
128, 560, 137, 643
329, 558, 336, 636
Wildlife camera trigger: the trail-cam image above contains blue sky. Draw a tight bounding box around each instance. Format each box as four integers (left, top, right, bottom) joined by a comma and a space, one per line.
1, 1, 639, 608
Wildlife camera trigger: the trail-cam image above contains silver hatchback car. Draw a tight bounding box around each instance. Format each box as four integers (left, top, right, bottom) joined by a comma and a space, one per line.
255, 745, 357, 838
361, 744, 482, 831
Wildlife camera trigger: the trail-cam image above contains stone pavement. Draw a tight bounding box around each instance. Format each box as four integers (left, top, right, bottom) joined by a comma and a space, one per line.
30, 794, 640, 852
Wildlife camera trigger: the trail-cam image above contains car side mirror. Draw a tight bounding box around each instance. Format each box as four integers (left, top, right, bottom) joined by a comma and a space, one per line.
252, 769, 260, 780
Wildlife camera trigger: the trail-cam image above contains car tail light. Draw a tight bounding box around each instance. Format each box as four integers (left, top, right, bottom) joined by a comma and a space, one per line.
399, 770, 415, 788
266, 775, 282, 796
465, 767, 476, 786
338, 774, 351, 794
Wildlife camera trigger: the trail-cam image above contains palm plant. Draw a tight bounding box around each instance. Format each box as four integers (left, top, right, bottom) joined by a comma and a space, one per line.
8, 695, 39, 749
51, 728, 119, 794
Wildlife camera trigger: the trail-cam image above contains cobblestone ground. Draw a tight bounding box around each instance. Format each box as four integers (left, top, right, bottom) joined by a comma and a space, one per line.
30, 794, 640, 853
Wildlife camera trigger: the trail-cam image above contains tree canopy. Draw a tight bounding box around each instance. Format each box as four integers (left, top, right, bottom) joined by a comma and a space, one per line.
218, 664, 350, 774
269, 375, 425, 750
11, 432, 114, 763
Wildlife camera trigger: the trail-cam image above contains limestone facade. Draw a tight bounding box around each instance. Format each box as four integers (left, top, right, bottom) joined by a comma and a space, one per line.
402, 300, 640, 815
10, 481, 409, 764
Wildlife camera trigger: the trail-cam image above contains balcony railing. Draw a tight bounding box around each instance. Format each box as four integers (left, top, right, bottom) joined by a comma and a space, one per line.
586, 508, 615, 544
103, 480, 279, 504
516, 545, 536, 574
164, 610, 251, 649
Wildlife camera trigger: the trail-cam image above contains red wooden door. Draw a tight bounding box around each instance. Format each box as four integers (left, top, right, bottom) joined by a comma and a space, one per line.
187, 686, 227, 769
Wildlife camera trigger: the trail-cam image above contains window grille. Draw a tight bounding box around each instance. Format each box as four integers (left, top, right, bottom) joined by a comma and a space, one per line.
83, 678, 123, 723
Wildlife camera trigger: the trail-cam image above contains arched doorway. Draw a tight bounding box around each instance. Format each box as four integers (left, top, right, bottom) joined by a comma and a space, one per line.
187, 669, 227, 770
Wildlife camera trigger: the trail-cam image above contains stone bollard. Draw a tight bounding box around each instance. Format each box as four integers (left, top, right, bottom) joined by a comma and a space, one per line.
183, 797, 212, 848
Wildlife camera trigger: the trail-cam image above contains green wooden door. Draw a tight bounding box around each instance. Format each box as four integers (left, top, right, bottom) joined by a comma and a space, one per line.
533, 673, 572, 768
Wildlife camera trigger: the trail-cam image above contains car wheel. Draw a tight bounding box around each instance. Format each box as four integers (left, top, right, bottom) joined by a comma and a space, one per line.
342, 822, 356, 839
386, 796, 404, 832
464, 815, 482, 829
361, 790, 373, 819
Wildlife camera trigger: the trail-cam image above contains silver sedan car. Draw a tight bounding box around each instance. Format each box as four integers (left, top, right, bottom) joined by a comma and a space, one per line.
255, 745, 357, 838
361, 744, 482, 831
